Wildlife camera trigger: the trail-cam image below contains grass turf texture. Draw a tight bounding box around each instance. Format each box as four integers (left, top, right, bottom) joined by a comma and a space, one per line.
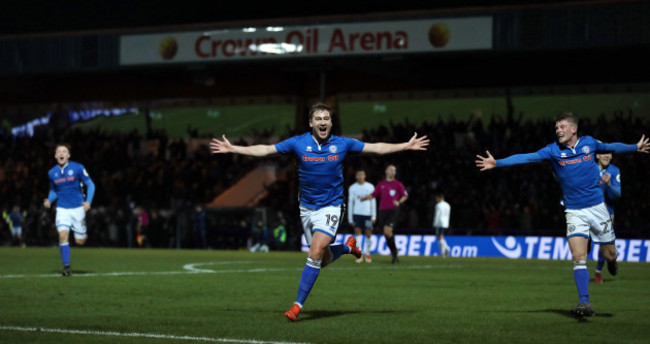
1, 247, 649, 344
67, 93, 650, 139
71, 104, 296, 139
339, 92, 650, 136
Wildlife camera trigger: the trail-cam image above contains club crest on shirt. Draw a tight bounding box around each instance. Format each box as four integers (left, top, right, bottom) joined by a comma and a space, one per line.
68, 170, 74, 176
306, 146, 312, 152
329, 145, 337, 153
561, 152, 567, 157
582, 146, 590, 154
390, 190, 396, 197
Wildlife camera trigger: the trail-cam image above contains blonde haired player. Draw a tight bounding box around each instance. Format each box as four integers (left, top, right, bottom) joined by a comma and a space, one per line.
476, 112, 649, 317
44, 143, 95, 277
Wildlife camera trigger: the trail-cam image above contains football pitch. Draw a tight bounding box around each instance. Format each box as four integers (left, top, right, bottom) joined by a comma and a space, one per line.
1, 248, 649, 344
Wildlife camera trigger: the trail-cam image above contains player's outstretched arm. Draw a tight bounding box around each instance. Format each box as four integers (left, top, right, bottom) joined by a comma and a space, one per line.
210, 134, 277, 157
362, 132, 429, 155
475, 151, 496, 171
637, 134, 650, 153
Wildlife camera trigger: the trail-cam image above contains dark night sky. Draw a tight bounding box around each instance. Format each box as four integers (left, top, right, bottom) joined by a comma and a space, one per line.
0, 0, 591, 36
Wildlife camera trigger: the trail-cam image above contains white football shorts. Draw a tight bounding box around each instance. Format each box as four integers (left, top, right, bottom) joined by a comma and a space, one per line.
11, 226, 22, 236
565, 202, 615, 244
299, 204, 344, 246
56, 206, 88, 240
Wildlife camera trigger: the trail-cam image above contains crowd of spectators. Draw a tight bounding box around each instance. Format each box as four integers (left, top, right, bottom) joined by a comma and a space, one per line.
0, 124, 263, 248
1, 109, 649, 249
341, 110, 650, 238
255, 109, 650, 240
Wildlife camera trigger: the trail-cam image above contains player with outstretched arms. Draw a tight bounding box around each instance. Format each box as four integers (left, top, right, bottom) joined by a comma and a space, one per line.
475, 112, 649, 317
44, 144, 95, 277
210, 103, 428, 321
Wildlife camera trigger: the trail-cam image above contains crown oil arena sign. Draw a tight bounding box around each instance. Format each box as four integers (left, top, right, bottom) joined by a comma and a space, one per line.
119, 17, 492, 65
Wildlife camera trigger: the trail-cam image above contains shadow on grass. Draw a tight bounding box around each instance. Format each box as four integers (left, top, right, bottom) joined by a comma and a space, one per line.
50, 270, 94, 275
543, 309, 613, 319
301, 309, 401, 321
482, 309, 613, 320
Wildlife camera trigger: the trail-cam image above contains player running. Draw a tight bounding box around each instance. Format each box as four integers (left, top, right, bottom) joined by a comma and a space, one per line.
475, 112, 649, 317
210, 102, 428, 321
594, 153, 621, 284
44, 144, 95, 277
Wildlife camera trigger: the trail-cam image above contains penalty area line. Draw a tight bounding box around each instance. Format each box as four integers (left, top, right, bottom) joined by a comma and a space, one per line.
0, 325, 312, 344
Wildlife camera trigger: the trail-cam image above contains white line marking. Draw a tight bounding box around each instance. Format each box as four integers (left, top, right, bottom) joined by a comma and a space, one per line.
0, 325, 312, 344
183, 261, 253, 272
0, 263, 461, 279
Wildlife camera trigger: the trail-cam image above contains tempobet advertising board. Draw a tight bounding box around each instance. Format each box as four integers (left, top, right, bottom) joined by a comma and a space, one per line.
302, 235, 650, 262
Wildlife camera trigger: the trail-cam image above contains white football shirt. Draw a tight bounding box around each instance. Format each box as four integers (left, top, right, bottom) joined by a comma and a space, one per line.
433, 200, 451, 228
347, 182, 376, 223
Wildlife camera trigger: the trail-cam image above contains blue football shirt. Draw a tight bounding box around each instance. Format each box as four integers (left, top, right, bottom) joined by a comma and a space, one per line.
496, 136, 635, 210
48, 161, 95, 209
599, 163, 621, 215
275, 132, 365, 209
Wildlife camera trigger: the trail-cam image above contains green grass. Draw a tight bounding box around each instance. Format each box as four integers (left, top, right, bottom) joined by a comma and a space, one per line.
72, 104, 295, 138
68, 93, 650, 138
1, 247, 649, 344
70, 112, 149, 135
338, 92, 650, 135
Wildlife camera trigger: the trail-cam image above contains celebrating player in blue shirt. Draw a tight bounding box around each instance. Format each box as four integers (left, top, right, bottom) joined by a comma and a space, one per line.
475, 112, 649, 317
210, 103, 429, 321
43, 143, 95, 277
594, 153, 621, 284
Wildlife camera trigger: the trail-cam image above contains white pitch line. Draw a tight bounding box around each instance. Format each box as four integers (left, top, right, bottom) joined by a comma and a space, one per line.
183, 261, 253, 272
0, 263, 461, 279
0, 325, 312, 344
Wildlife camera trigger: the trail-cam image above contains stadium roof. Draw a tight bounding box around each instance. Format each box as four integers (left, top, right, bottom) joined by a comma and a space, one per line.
1, 1, 595, 36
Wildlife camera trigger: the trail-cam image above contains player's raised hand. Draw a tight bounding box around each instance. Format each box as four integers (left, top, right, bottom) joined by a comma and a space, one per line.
406, 132, 429, 151
600, 172, 611, 185
475, 151, 496, 171
637, 134, 649, 153
210, 135, 234, 154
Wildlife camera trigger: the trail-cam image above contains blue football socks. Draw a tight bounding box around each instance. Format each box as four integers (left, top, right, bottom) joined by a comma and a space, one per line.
573, 260, 589, 303
329, 244, 351, 262
60, 242, 70, 267
295, 257, 321, 306
596, 250, 605, 272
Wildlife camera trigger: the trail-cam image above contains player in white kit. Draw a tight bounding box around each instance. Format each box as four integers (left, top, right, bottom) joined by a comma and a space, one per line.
348, 169, 376, 263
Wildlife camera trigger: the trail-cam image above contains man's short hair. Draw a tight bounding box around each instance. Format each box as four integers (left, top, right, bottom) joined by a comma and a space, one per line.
309, 103, 331, 120
556, 112, 578, 128
55, 143, 72, 154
